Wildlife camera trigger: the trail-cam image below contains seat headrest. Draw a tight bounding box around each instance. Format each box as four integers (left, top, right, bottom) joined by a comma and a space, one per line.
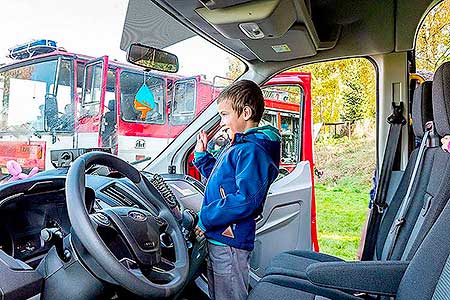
432, 62, 450, 137
412, 81, 433, 138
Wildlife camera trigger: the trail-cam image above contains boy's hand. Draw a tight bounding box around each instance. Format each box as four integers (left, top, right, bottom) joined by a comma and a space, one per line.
195, 130, 208, 152
442, 135, 450, 152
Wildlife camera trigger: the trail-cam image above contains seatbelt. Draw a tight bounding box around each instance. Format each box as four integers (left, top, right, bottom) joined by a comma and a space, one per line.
384, 124, 431, 260
361, 102, 406, 261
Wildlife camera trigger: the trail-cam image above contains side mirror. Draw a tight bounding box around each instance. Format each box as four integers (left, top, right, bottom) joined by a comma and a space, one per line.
127, 43, 179, 73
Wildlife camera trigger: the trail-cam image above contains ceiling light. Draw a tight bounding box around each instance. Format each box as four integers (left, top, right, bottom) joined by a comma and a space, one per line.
239, 22, 265, 39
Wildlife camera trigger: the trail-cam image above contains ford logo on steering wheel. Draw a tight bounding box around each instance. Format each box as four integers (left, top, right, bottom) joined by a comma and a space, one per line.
128, 211, 147, 222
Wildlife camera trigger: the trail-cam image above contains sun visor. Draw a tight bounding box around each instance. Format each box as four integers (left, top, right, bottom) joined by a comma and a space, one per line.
196, 0, 297, 40
195, 0, 330, 61
120, 0, 196, 52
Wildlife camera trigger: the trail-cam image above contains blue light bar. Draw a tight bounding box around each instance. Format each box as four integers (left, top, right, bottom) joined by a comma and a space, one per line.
8, 39, 58, 60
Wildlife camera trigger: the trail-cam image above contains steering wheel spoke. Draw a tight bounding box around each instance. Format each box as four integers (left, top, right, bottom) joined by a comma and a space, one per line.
120, 255, 180, 286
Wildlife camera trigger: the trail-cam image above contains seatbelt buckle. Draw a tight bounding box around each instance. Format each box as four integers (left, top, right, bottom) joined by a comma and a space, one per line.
425, 121, 440, 147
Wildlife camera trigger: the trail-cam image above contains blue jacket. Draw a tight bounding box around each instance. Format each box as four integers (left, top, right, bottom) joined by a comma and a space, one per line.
193, 125, 281, 250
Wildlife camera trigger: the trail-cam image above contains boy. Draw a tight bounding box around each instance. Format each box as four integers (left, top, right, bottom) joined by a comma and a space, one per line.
193, 80, 281, 300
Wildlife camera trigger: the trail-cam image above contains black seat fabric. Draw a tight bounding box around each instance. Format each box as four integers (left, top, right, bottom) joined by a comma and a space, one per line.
266, 250, 344, 279
249, 274, 360, 300
248, 62, 450, 300
250, 191, 450, 300
263, 81, 435, 280
396, 62, 450, 299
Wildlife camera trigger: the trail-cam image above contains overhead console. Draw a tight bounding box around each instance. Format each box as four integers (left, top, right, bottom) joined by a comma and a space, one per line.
195, 0, 341, 61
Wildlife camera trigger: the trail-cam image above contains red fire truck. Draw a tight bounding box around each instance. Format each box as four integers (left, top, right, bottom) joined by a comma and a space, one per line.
0, 41, 311, 175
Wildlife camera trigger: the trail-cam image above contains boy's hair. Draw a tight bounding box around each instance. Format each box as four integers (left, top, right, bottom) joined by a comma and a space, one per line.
217, 80, 265, 122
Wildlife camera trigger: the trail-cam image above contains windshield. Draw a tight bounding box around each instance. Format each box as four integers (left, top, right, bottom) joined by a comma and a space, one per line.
0, 59, 73, 134
0, 1, 245, 176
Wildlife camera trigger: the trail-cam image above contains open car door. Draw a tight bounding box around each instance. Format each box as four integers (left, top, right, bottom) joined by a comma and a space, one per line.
75, 56, 109, 148
250, 73, 316, 282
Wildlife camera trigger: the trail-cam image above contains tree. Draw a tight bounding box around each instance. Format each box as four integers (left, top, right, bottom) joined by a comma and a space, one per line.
416, 1, 450, 72
226, 57, 245, 80
291, 58, 375, 123
341, 78, 367, 123
225, 56, 377, 125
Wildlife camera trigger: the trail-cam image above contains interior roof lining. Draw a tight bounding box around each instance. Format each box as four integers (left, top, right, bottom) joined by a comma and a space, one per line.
122, 0, 438, 78
152, 0, 396, 60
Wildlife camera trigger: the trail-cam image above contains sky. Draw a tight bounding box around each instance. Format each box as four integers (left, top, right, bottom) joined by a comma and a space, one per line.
0, 0, 128, 63
0, 0, 237, 81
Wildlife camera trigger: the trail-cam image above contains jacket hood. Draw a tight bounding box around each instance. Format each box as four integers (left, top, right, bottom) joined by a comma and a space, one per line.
234, 125, 281, 163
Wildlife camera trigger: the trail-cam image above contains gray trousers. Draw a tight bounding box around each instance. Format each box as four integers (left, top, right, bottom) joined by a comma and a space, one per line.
207, 242, 251, 300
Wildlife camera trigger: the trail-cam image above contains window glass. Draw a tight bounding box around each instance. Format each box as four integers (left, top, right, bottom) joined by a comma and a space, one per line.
101, 69, 117, 149
81, 62, 103, 117
76, 61, 85, 100
53, 59, 73, 131
416, 1, 450, 75
0, 58, 76, 133
261, 84, 303, 176
171, 79, 196, 125
120, 72, 166, 124
261, 111, 276, 127
280, 113, 300, 164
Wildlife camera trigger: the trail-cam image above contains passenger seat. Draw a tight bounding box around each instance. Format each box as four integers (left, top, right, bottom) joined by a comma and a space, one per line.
248, 61, 450, 300
263, 80, 436, 280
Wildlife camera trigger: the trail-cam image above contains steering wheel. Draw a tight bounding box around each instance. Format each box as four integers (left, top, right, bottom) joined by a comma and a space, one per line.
65, 152, 189, 298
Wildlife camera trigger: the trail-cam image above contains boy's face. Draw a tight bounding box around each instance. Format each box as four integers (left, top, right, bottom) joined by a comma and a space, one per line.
218, 99, 248, 137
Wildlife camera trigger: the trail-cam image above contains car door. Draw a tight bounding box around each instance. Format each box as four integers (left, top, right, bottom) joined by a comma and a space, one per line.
250, 74, 316, 282
75, 56, 109, 148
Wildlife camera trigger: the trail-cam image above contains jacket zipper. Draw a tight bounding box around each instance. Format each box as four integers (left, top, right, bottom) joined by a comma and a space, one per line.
205, 143, 233, 186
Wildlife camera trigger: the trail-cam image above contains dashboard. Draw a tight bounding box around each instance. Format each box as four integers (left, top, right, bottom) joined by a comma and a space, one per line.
0, 171, 205, 267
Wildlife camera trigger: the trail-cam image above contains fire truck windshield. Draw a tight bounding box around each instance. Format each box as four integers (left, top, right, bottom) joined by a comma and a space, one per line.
120, 71, 166, 124
0, 58, 73, 135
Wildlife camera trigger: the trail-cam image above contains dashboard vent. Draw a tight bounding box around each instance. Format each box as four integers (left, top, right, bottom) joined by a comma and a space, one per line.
101, 184, 135, 206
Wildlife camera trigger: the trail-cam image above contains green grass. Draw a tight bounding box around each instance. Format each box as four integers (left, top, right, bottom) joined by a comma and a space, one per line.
314, 133, 375, 260
315, 182, 369, 260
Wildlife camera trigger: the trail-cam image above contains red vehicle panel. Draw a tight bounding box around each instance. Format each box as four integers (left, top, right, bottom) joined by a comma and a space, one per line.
0, 141, 46, 171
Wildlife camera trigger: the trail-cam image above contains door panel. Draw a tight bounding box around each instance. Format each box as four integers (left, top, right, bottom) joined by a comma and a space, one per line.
250, 161, 312, 283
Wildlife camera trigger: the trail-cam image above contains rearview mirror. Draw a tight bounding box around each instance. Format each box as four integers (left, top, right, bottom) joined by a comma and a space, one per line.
127, 44, 179, 73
